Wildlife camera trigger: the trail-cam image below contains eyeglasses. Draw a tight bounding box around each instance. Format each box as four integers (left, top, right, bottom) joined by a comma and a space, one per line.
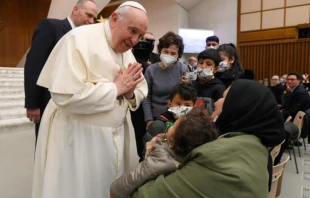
271, 79, 279, 80
287, 78, 297, 81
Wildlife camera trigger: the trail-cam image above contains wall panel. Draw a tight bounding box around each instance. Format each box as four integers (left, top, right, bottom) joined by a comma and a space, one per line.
239, 41, 310, 80
0, 0, 51, 67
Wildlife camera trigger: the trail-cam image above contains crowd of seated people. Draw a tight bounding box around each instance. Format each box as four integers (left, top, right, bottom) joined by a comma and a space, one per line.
105, 32, 310, 198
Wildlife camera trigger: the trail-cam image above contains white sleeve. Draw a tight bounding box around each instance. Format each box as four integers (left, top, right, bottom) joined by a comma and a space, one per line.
51, 81, 118, 114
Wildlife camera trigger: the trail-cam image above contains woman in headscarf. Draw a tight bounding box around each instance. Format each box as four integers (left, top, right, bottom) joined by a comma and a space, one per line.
130, 79, 285, 198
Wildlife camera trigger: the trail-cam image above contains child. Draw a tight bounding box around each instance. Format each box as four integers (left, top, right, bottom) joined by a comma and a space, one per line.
182, 49, 226, 102
144, 84, 197, 143
216, 43, 244, 87
110, 108, 219, 198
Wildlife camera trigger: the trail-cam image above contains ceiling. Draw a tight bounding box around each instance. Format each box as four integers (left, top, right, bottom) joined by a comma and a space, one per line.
108, 0, 204, 11
174, 0, 204, 10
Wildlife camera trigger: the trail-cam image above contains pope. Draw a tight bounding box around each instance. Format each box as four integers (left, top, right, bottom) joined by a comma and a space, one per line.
32, 1, 148, 198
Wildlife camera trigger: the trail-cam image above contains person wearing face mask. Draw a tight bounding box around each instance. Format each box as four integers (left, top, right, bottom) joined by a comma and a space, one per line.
143, 31, 189, 129
206, 35, 220, 49
128, 80, 285, 198
143, 84, 197, 144
110, 108, 219, 198
190, 49, 226, 102
216, 43, 244, 87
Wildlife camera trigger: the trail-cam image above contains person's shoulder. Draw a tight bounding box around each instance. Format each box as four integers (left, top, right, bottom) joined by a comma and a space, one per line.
178, 62, 189, 70
295, 84, 309, 94
145, 63, 159, 73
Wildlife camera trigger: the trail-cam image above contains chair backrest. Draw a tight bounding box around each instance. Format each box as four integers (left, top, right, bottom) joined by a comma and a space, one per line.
285, 116, 292, 124
293, 111, 305, 137
269, 171, 282, 198
273, 156, 290, 197
270, 140, 285, 163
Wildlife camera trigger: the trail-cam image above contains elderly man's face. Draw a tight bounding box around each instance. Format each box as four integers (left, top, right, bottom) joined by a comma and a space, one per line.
271, 76, 280, 86
110, 8, 148, 53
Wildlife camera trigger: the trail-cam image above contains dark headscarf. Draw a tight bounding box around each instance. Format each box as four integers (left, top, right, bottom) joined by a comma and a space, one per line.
216, 79, 285, 147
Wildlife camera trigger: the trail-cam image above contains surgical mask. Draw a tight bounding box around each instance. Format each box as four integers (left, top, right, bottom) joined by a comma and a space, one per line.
168, 106, 193, 119
207, 46, 216, 49
197, 68, 214, 81
280, 78, 284, 84
160, 54, 177, 68
218, 61, 229, 72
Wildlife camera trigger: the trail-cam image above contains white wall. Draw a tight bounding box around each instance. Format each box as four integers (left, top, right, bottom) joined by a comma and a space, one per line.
188, 0, 238, 45
178, 5, 189, 29
137, 0, 179, 53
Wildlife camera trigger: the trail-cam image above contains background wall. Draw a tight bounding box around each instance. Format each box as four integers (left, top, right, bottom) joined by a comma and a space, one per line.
136, 0, 179, 53
238, 0, 310, 80
181, 0, 238, 64
188, 0, 238, 45
0, 0, 51, 67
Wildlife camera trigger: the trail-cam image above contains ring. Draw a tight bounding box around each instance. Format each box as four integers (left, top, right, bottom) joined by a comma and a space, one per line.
132, 76, 137, 81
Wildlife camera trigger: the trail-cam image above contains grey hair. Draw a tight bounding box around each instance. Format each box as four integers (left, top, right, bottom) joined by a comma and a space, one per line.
108, 6, 132, 21
76, 0, 96, 7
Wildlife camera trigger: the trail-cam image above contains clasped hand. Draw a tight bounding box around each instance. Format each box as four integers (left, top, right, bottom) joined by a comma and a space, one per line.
114, 62, 144, 99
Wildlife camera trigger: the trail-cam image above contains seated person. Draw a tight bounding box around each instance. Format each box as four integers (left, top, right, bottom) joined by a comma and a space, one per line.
144, 84, 197, 142
110, 108, 219, 198
182, 49, 226, 102
281, 72, 310, 120
269, 75, 284, 106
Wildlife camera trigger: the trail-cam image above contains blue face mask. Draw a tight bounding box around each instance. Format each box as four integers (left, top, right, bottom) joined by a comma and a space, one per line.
280, 78, 284, 84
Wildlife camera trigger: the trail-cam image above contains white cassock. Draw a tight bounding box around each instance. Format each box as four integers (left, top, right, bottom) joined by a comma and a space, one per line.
32, 21, 147, 198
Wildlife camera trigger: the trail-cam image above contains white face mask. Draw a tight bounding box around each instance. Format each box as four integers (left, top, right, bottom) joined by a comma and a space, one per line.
207, 46, 216, 49
160, 54, 177, 68
218, 61, 229, 72
168, 106, 193, 119
197, 68, 214, 81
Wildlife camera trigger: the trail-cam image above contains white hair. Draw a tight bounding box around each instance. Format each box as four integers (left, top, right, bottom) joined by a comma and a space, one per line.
76, 0, 96, 7
108, 6, 132, 21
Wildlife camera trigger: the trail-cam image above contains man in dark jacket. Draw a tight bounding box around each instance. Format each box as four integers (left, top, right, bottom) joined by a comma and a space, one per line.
24, 0, 98, 145
269, 75, 284, 105
281, 72, 310, 120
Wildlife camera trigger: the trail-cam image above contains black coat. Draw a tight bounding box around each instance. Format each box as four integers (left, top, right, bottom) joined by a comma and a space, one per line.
193, 77, 226, 102
282, 84, 310, 120
24, 18, 72, 113
215, 64, 244, 88
269, 84, 284, 105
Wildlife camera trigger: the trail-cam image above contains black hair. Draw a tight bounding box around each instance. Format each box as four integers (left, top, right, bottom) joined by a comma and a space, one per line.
170, 84, 197, 104
197, 49, 221, 66
206, 35, 219, 44
218, 43, 244, 71
173, 108, 219, 156
243, 69, 255, 80
157, 31, 184, 59
287, 72, 302, 81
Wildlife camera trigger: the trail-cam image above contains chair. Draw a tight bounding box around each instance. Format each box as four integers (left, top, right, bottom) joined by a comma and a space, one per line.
284, 116, 298, 173
292, 111, 305, 156
270, 140, 285, 164
273, 156, 290, 197
269, 171, 282, 198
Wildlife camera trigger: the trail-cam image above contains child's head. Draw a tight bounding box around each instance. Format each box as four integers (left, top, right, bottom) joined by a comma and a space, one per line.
167, 108, 219, 156
218, 43, 243, 72
168, 84, 197, 108
197, 49, 221, 70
